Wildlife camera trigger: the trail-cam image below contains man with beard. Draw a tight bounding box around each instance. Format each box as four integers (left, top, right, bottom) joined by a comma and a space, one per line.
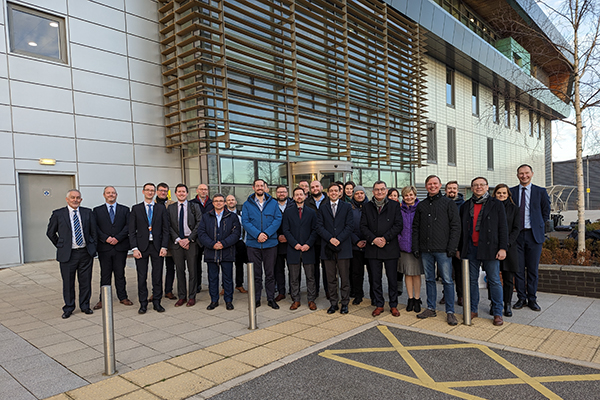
191, 183, 213, 293
226, 195, 248, 293
305, 180, 329, 299
442, 180, 465, 307
155, 182, 177, 300
275, 185, 294, 302
349, 185, 370, 305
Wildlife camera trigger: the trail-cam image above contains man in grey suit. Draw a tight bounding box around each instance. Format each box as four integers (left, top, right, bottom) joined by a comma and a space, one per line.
47, 189, 97, 319
168, 184, 202, 307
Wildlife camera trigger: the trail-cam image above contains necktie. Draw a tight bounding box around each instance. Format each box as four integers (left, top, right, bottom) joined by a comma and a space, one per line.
520, 187, 526, 230
332, 202, 336, 217
179, 203, 185, 239
147, 204, 153, 227
73, 209, 84, 246
378, 206, 382, 214
298, 207, 302, 220
109, 205, 115, 224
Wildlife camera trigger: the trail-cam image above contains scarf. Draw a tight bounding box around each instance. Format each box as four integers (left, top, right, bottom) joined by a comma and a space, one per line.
373, 197, 388, 213
470, 192, 489, 232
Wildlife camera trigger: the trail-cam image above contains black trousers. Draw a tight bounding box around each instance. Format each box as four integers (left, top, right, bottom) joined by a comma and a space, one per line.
313, 245, 328, 295
247, 246, 277, 302
60, 248, 93, 313
452, 255, 463, 298
164, 255, 175, 294
502, 271, 514, 305
350, 250, 367, 299
172, 244, 198, 300
97, 249, 128, 301
369, 258, 398, 308
234, 240, 247, 287
324, 257, 351, 306
196, 246, 204, 289
136, 245, 164, 306
275, 253, 287, 295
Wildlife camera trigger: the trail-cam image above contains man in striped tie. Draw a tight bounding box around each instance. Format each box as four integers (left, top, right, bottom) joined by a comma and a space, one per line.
47, 189, 97, 319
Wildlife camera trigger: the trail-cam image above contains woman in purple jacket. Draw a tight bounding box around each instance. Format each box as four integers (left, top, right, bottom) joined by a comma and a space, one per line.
398, 186, 424, 312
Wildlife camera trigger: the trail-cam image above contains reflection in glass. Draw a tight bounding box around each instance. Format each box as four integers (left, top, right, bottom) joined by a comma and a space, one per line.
9, 6, 64, 61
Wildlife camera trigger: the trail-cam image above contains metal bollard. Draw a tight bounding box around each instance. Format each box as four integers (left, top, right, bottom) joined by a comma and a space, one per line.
462, 259, 471, 326
101, 285, 117, 375
247, 262, 257, 330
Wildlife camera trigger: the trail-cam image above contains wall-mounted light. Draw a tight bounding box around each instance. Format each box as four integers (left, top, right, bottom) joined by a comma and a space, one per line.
39, 158, 56, 165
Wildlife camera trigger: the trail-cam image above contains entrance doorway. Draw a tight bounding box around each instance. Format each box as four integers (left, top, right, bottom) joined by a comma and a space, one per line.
290, 160, 353, 187
19, 173, 75, 263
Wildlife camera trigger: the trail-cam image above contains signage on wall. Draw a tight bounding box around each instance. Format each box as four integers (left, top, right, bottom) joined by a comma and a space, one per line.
43, 189, 51, 197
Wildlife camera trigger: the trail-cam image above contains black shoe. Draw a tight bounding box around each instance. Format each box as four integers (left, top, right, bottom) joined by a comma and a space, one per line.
256, 300, 261, 308
327, 305, 339, 314
62, 311, 72, 319
268, 300, 280, 309
340, 305, 348, 314
413, 299, 422, 313
513, 299, 526, 309
504, 303, 512, 317
528, 301, 541, 312
352, 297, 362, 305
489, 304, 493, 316
153, 303, 165, 312
207, 302, 219, 310
82, 309, 93, 315
197, 286, 202, 293
138, 306, 147, 314
406, 298, 414, 312
226, 302, 234, 310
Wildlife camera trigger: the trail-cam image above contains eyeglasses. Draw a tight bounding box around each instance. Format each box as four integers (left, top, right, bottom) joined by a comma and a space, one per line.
472, 184, 488, 188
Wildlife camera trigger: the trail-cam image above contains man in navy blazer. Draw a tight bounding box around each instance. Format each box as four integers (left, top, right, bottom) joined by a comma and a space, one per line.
510, 164, 550, 312
93, 186, 132, 310
316, 183, 354, 315
129, 183, 170, 314
46, 189, 97, 319
283, 187, 318, 310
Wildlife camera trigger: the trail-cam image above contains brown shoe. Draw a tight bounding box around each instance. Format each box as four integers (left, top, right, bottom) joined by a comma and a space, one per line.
290, 301, 301, 310
186, 299, 196, 307
175, 299, 186, 307
236, 286, 248, 293
220, 289, 224, 295
165, 292, 177, 300
275, 294, 285, 302
493, 315, 503, 326
390, 307, 400, 317
372, 307, 384, 317
471, 312, 478, 319
93, 301, 102, 310
148, 295, 153, 301
120, 299, 133, 306
308, 301, 317, 310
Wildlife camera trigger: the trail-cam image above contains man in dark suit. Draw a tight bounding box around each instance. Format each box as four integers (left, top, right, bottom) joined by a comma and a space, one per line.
275, 185, 294, 303
305, 180, 329, 299
283, 187, 318, 310
155, 182, 177, 300
46, 189, 97, 319
92, 186, 132, 310
361, 181, 403, 317
168, 184, 202, 307
316, 183, 354, 315
129, 183, 170, 314
191, 183, 214, 293
510, 164, 550, 312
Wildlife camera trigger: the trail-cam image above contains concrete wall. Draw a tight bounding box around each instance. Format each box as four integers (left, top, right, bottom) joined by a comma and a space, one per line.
0, 0, 180, 266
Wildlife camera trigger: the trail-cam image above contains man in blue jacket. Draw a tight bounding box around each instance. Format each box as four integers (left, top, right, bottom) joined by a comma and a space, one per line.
242, 179, 283, 309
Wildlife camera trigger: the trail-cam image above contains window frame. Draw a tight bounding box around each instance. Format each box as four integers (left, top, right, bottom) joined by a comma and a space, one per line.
426, 121, 437, 164
487, 138, 494, 171
492, 92, 500, 124
446, 68, 455, 107
447, 126, 457, 166
471, 81, 479, 116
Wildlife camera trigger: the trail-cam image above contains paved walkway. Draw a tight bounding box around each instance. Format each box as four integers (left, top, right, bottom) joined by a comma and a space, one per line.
0, 259, 599, 400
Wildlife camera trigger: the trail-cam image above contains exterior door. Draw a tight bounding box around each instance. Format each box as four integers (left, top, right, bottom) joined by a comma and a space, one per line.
19, 173, 74, 262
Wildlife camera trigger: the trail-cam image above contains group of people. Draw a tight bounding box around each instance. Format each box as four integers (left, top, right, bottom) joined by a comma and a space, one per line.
46, 164, 549, 327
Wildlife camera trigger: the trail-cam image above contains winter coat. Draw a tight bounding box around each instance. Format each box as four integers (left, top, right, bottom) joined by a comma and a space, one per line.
198, 209, 241, 263
398, 199, 419, 253
412, 192, 461, 254
501, 200, 520, 272
458, 197, 508, 260
360, 199, 403, 259
241, 193, 282, 249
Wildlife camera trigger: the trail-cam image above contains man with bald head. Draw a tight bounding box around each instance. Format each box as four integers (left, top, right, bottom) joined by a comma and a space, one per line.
191, 183, 213, 293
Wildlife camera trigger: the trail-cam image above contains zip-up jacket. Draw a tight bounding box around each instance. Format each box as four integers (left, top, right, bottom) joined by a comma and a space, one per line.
412, 192, 460, 254
198, 209, 240, 263
241, 193, 282, 249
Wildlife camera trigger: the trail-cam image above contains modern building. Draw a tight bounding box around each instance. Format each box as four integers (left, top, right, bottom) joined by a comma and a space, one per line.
553, 155, 600, 211
0, 0, 571, 266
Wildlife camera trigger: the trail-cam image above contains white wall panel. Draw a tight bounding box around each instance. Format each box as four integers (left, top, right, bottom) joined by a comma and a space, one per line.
127, 35, 161, 64
69, 19, 127, 55
0, 211, 19, 237
14, 159, 77, 172
125, 0, 159, 21
12, 107, 75, 138
72, 69, 130, 100
68, 0, 126, 31
22, 0, 67, 14
78, 163, 135, 187
0, 29, 5, 53
0, 237, 21, 265
0, 185, 17, 211
135, 166, 181, 189
130, 81, 162, 106
8, 56, 72, 89
70, 44, 128, 79
73, 92, 132, 121
128, 58, 161, 86
0, 159, 15, 184
132, 102, 163, 125
77, 139, 133, 165
0, 54, 7, 78
14, 133, 76, 161
125, 14, 159, 42
0, 131, 13, 158
75, 115, 132, 143
0, 1, 4, 22
134, 144, 179, 168
10, 81, 73, 113
0, 78, 8, 105
133, 123, 165, 146
0, 105, 11, 131
91, 0, 124, 11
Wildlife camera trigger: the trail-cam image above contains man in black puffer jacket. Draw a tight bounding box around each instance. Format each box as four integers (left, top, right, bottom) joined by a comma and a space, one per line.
412, 175, 461, 326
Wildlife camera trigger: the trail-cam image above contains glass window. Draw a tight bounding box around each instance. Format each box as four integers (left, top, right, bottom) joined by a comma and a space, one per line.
472, 81, 479, 116
492, 93, 499, 124
257, 160, 287, 186
446, 68, 455, 106
529, 110, 534, 137
379, 170, 394, 188
447, 127, 456, 166
220, 157, 254, 184
515, 103, 521, 131
427, 121, 437, 164
487, 138, 494, 171
7, 3, 67, 63
504, 99, 510, 128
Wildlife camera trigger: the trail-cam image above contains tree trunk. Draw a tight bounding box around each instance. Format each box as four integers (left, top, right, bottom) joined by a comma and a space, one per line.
573, 17, 586, 257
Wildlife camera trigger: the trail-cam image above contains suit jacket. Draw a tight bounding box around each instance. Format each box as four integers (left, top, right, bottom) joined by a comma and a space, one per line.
46, 206, 97, 262
282, 204, 318, 264
305, 193, 328, 212
510, 184, 550, 244
167, 201, 202, 250
277, 198, 295, 255
501, 200, 520, 272
129, 202, 169, 252
316, 200, 353, 260
458, 197, 508, 261
93, 203, 130, 253
360, 199, 403, 259
191, 195, 214, 214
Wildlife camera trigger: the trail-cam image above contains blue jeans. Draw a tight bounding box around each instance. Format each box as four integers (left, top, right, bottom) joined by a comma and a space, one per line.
208, 261, 233, 303
467, 244, 503, 316
422, 252, 454, 313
